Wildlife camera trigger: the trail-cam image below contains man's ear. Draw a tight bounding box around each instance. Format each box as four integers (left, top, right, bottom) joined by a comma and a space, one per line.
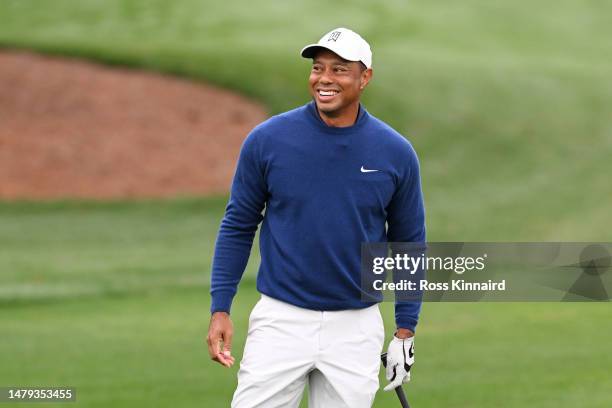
360, 68, 373, 90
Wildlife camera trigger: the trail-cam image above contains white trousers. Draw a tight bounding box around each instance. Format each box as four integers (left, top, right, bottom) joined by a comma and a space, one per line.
231, 295, 385, 408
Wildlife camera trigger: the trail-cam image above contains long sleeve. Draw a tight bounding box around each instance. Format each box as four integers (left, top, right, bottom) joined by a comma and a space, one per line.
386, 143, 426, 332
210, 130, 267, 314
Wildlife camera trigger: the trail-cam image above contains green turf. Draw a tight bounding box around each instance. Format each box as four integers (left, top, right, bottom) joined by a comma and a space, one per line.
1, 200, 611, 407
1, 283, 611, 407
0, 198, 253, 304
1, 1, 611, 406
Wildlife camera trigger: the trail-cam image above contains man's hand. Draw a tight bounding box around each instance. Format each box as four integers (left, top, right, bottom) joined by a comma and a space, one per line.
383, 335, 415, 391
207, 312, 236, 368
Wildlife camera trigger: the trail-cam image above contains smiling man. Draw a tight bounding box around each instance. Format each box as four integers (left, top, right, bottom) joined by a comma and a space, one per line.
207, 27, 425, 407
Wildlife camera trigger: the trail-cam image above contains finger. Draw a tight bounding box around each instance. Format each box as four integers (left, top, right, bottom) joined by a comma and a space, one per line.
215, 352, 233, 367
223, 330, 233, 354
219, 349, 236, 366
211, 353, 227, 367
223, 352, 235, 363
385, 362, 398, 381
206, 335, 220, 360
383, 377, 404, 392
221, 353, 236, 366
208, 334, 229, 366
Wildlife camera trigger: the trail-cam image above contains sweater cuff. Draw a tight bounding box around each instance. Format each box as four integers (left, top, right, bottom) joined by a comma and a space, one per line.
210, 290, 235, 315
395, 302, 421, 333
395, 317, 417, 333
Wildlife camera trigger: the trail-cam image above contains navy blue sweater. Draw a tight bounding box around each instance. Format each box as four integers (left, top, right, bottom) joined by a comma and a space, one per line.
210, 101, 426, 332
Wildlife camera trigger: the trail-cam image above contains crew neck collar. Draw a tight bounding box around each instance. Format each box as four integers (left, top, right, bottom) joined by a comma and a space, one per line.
306, 100, 369, 134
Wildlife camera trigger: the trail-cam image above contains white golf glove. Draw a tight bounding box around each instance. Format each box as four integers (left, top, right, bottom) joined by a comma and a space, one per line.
383, 336, 414, 392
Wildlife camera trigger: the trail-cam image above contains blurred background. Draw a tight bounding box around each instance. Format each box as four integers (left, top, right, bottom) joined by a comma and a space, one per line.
1, 0, 611, 406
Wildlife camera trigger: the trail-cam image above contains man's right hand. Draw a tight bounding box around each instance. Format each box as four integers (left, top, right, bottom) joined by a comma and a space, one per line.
207, 312, 236, 368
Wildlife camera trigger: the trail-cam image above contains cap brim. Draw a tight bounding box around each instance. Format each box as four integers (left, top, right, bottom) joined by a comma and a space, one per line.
300, 44, 360, 63
300, 44, 322, 58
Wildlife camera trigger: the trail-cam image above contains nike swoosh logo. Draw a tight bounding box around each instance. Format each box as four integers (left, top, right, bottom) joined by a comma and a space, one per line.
360, 166, 379, 173
408, 342, 414, 358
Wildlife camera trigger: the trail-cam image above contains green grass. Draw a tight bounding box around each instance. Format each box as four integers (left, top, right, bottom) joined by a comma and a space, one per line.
0, 285, 254, 408
2, 281, 611, 407
1, 200, 611, 407
1, 1, 612, 406
0, 198, 242, 303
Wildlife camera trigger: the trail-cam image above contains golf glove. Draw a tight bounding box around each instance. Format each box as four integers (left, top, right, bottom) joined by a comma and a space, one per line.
383, 336, 414, 391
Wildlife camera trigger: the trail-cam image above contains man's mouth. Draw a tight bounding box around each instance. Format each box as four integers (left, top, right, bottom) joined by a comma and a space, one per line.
317, 89, 339, 102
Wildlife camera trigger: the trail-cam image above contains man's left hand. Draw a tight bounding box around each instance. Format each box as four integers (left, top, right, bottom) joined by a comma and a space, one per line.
383, 335, 415, 391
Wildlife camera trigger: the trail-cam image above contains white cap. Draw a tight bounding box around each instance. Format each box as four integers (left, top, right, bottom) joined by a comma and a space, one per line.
300, 27, 372, 69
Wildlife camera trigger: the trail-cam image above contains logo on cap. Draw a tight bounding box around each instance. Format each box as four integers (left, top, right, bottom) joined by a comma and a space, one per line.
327, 31, 341, 42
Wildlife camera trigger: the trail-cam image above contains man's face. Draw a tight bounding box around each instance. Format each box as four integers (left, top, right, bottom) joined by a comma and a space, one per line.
309, 49, 372, 117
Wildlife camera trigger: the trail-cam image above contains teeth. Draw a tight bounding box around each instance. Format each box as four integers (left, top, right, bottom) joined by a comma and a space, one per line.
319, 90, 338, 96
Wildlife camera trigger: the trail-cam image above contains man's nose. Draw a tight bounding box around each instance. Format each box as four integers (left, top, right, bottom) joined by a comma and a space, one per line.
319, 68, 333, 84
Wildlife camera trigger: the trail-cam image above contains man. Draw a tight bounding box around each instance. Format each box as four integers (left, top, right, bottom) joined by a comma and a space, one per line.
207, 27, 425, 407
